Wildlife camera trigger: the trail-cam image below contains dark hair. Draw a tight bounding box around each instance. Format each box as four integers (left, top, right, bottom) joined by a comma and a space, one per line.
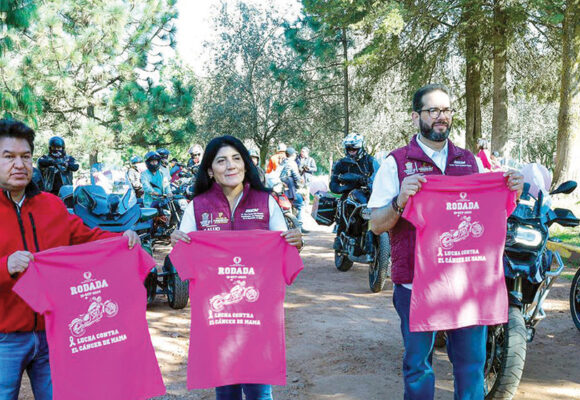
0, 119, 35, 153
193, 135, 270, 197
412, 84, 451, 112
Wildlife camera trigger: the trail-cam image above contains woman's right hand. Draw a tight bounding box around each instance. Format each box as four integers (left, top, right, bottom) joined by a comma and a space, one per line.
170, 229, 191, 246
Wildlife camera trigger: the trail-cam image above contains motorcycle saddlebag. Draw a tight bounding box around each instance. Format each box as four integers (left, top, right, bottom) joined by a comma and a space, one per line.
311, 191, 338, 226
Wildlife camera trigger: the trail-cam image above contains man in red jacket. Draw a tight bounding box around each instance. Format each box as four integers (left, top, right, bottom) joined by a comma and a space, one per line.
0, 119, 140, 400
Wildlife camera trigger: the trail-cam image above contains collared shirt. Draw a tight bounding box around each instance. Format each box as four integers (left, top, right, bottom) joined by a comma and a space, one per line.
6, 192, 26, 209
368, 134, 449, 210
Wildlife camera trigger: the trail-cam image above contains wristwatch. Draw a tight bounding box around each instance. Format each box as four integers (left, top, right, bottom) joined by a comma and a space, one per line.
391, 195, 405, 215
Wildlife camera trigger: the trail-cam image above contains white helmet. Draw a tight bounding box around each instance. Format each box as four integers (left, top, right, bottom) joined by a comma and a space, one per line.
277, 143, 287, 152
343, 133, 365, 159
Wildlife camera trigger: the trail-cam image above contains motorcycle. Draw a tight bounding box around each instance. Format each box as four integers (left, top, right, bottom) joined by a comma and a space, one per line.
571, 266, 580, 331
68, 296, 118, 337
209, 280, 260, 312
484, 180, 579, 399
312, 185, 391, 293
270, 181, 300, 229
62, 165, 189, 310
151, 193, 188, 240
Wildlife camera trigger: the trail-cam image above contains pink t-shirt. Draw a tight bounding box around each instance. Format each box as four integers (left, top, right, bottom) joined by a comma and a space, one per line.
170, 230, 304, 389
402, 172, 517, 332
13, 236, 166, 400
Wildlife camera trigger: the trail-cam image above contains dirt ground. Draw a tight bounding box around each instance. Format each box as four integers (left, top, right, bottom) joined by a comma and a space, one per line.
20, 218, 580, 400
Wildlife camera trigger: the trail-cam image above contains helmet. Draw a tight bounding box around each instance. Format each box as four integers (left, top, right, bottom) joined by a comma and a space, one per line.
130, 155, 142, 164
248, 148, 260, 161
343, 133, 365, 159
188, 144, 204, 155
48, 136, 66, 158
276, 143, 287, 152
156, 148, 170, 159
144, 151, 161, 173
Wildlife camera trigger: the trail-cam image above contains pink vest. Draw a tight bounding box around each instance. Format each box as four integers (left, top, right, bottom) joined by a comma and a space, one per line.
389, 136, 479, 284
193, 182, 270, 231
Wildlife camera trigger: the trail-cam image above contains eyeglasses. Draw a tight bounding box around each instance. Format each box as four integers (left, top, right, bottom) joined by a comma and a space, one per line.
418, 108, 455, 118
192, 153, 201, 157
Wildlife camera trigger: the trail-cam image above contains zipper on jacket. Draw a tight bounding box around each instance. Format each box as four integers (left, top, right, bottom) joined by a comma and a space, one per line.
10, 202, 29, 251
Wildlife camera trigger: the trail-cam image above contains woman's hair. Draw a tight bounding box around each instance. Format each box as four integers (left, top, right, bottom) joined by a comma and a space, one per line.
193, 135, 270, 197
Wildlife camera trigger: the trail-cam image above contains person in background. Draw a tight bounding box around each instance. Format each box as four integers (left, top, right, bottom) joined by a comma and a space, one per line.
127, 155, 144, 198
296, 147, 317, 206
141, 151, 171, 208
476, 138, 492, 171
156, 148, 171, 183
187, 144, 204, 172
280, 147, 307, 233
170, 135, 303, 400
37, 136, 79, 196
266, 143, 287, 174
249, 148, 266, 185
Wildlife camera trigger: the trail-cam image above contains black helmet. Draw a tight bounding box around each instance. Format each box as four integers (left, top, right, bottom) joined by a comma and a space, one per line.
156, 148, 170, 166
48, 136, 66, 158
144, 151, 161, 173
130, 155, 142, 164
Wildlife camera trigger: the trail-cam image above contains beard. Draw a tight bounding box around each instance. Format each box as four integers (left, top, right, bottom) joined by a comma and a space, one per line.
420, 119, 451, 142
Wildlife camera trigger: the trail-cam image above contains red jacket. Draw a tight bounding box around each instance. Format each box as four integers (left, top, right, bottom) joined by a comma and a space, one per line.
0, 184, 117, 333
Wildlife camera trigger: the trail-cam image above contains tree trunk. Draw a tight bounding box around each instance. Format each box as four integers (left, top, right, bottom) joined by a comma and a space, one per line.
341, 27, 350, 137
89, 151, 98, 167
553, 0, 580, 186
491, 0, 509, 157
463, 3, 483, 153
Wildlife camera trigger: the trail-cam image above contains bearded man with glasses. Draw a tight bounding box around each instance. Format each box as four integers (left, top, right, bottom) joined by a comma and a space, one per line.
368, 84, 522, 399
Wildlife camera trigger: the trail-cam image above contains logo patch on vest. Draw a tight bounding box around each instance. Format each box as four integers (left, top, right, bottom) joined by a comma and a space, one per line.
404, 162, 418, 175
200, 212, 229, 230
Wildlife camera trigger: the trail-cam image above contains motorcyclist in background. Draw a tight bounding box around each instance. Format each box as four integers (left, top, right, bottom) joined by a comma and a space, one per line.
329, 133, 380, 248
141, 151, 171, 208
156, 148, 171, 183
187, 144, 204, 172
37, 136, 79, 196
127, 155, 144, 198
249, 148, 266, 185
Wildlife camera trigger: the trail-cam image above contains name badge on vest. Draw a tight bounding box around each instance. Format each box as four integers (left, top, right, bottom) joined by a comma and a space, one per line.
449, 160, 472, 168
240, 208, 265, 221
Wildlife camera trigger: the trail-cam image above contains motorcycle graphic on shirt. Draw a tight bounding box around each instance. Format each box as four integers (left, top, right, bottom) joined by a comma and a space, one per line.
439, 216, 484, 249
209, 280, 259, 312
69, 296, 119, 337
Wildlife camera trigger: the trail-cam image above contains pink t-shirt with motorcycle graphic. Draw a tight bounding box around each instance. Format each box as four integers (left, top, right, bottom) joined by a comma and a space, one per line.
402, 172, 517, 332
13, 236, 166, 400
170, 230, 304, 389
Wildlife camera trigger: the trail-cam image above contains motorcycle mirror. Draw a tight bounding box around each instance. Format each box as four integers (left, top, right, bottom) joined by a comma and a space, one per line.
549, 180, 577, 195
520, 182, 531, 201
79, 187, 97, 211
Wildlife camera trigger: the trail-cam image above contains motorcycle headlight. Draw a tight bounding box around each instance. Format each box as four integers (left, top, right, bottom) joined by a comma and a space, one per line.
514, 227, 543, 247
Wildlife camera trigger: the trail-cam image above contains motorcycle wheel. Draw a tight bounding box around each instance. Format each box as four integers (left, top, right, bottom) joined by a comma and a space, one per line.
484, 306, 527, 400
164, 257, 189, 309
145, 270, 158, 306
570, 267, 580, 331
335, 249, 353, 272
369, 233, 391, 293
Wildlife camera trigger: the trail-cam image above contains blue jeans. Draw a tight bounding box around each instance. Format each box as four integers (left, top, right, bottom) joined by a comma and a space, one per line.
393, 284, 486, 400
0, 331, 52, 400
291, 193, 304, 224
215, 384, 272, 400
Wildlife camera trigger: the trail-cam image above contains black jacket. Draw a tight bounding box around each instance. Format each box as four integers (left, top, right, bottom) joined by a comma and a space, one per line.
329, 153, 379, 195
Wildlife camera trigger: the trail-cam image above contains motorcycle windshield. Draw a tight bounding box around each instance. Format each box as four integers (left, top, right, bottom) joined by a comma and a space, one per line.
89, 163, 137, 213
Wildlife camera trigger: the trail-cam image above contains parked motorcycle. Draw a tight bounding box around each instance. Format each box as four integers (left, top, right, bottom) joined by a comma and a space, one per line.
571, 266, 580, 331
312, 187, 391, 293
484, 180, 579, 399
270, 182, 300, 229
62, 165, 189, 309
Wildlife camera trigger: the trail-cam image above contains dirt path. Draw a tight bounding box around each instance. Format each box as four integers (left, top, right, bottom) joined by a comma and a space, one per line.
20, 224, 580, 399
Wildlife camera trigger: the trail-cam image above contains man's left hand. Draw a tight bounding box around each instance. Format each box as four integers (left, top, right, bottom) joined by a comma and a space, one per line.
504, 169, 524, 198
123, 230, 141, 249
